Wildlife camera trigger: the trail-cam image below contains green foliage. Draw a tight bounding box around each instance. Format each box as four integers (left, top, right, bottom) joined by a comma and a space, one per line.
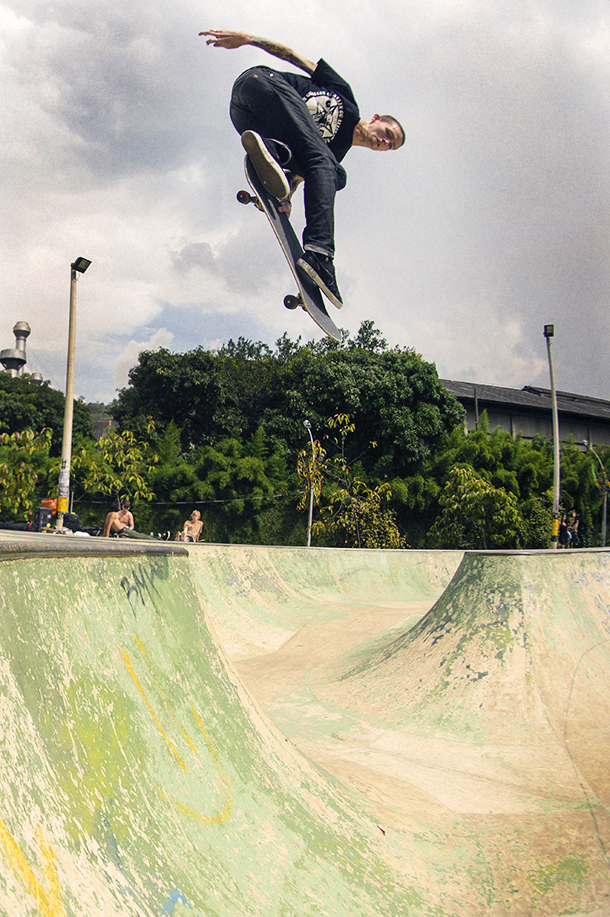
156, 420, 183, 465
396, 423, 576, 548
296, 438, 326, 512
108, 323, 465, 544
112, 324, 464, 478
302, 414, 405, 549
87, 402, 114, 420
429, 465, 523, 549
170, 428, 300, 545
106, 324, 608, 549
0, 374, 94, 453
263, 339, 463, 480
66, 425, 158, 504
518, 496, 553, 549
111, 340, 279, 451
320, 479, 404, 549
0, 429, 53, 520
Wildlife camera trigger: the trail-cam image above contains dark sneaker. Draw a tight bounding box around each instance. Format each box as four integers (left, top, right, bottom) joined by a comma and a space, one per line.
297, 250, 343, 309
241, 130, 290, 200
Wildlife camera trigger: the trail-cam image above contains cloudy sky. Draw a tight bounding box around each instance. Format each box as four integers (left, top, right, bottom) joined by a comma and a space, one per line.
1, 0, 609, 404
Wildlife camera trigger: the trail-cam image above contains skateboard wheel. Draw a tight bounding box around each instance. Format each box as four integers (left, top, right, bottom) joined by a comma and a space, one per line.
284, 295, 299, 311
237, 190, 250, 205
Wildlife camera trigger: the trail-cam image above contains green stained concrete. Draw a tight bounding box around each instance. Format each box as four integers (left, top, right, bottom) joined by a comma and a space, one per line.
0, 538, 426, 916
0, 537, 607, 915
190, 544, 610, 916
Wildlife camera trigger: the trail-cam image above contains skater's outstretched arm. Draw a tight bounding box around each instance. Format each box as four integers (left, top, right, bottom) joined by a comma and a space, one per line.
200, 30, 316, 74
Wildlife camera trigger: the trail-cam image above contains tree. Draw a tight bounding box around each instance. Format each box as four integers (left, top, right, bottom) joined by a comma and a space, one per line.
0, 429, 53, 520
296, 433, 326, 541
429, 465, 523, 549
64, 425, 159, 507
263, 335, 464, 479
109, 325, 465, 545
300, 414, 405, 549
112, 324, 465, 481
0, 374, 94, 453
392, 418, 559, 548
188, 429, 297, 544
320, 479, 404, 549
112, 341, 281, 452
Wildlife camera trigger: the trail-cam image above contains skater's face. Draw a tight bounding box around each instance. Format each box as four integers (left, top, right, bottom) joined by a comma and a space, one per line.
363, 115, 404, 151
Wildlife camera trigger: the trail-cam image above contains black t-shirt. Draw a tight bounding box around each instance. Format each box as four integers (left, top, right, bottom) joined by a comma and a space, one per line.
280, 60, 360, 162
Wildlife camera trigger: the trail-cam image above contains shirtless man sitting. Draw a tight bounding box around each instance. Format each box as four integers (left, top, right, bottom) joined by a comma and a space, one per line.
102, 506, 156, 539
103, 511, 133, 537
116, 500, 134, 530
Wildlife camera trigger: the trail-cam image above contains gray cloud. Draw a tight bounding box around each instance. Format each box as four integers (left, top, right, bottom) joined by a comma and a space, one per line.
1, 0, 608, 403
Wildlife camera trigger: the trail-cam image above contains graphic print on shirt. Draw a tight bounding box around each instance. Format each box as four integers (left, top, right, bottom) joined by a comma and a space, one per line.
304, 90, 344, 143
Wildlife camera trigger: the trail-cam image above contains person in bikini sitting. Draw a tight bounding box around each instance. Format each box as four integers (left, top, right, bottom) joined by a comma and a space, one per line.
176, 510, 203, 543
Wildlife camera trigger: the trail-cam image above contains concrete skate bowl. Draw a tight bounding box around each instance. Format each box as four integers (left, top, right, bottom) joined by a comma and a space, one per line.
0, 535, 608, 915
0, 534, 464, 917
190, 543, 610, 916
186, 544, 463, 661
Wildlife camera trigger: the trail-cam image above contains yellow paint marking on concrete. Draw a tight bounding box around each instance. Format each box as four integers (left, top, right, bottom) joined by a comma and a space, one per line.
135, 635, 198, 754
124, 641, 233, 824
159, 785, 233, 825
0, 818, 66, 917
36, 826, 64, 916
121, 647, 187, 771
191, 706, 234, 823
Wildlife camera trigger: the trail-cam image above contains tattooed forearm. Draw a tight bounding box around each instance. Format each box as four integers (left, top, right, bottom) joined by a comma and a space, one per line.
200, 30, 316, 74
248, 36, 316, 74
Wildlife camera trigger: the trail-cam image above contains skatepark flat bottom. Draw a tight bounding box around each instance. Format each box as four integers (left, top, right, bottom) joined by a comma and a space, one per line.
191, 544, 610, 917
0, 533, 608, 916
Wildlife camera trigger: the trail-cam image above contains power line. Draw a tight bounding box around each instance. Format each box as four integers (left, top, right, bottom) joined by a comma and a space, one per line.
73, 490, 307, 507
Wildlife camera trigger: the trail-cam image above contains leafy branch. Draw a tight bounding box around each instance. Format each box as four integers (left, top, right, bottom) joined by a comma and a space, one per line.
0, 429, 53, 519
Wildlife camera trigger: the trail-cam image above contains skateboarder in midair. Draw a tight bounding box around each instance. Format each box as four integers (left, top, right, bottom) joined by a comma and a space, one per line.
200, 29, 405, 310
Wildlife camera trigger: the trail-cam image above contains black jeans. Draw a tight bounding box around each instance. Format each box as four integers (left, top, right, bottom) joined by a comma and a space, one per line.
230, 66, 347, 258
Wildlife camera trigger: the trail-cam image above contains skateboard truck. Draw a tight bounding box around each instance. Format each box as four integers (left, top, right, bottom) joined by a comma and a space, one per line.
238, 192, 306, 313
237, 157, 341, 340
237, 189, 264, 212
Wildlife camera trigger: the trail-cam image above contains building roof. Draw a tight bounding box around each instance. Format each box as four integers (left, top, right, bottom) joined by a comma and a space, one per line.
441, 380, 610, 423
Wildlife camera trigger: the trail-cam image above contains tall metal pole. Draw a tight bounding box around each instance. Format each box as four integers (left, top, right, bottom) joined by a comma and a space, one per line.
544, 325, 560, 549
304, 420, 315, 547
584, 440, 607, 547
57, 258, 91, 529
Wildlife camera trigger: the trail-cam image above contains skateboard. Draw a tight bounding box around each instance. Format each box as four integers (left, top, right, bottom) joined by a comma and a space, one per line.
237, 157, 341, 341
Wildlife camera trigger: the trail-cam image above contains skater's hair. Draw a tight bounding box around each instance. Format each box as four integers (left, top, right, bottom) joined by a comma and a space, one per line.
379, 115, 406, 148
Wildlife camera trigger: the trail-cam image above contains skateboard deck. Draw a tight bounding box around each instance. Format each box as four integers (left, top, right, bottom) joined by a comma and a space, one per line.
238, 157, 341, 341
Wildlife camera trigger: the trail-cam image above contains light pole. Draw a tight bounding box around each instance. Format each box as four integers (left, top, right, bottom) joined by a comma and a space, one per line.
56, 257, 91, 529
584, 440, 607, 547
304, 420, 315, 547
543, 325, 560, 549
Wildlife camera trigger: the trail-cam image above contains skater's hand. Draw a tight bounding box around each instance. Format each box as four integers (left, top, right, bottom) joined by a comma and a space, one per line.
277, 174, 304, 218
199, 29, 251, 49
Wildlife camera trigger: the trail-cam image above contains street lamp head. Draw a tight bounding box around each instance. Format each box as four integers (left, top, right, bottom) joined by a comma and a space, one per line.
543, 324, 554, 338
71, 257, 91, 274
583, 440, 590, 450
303, 420, 311, 429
